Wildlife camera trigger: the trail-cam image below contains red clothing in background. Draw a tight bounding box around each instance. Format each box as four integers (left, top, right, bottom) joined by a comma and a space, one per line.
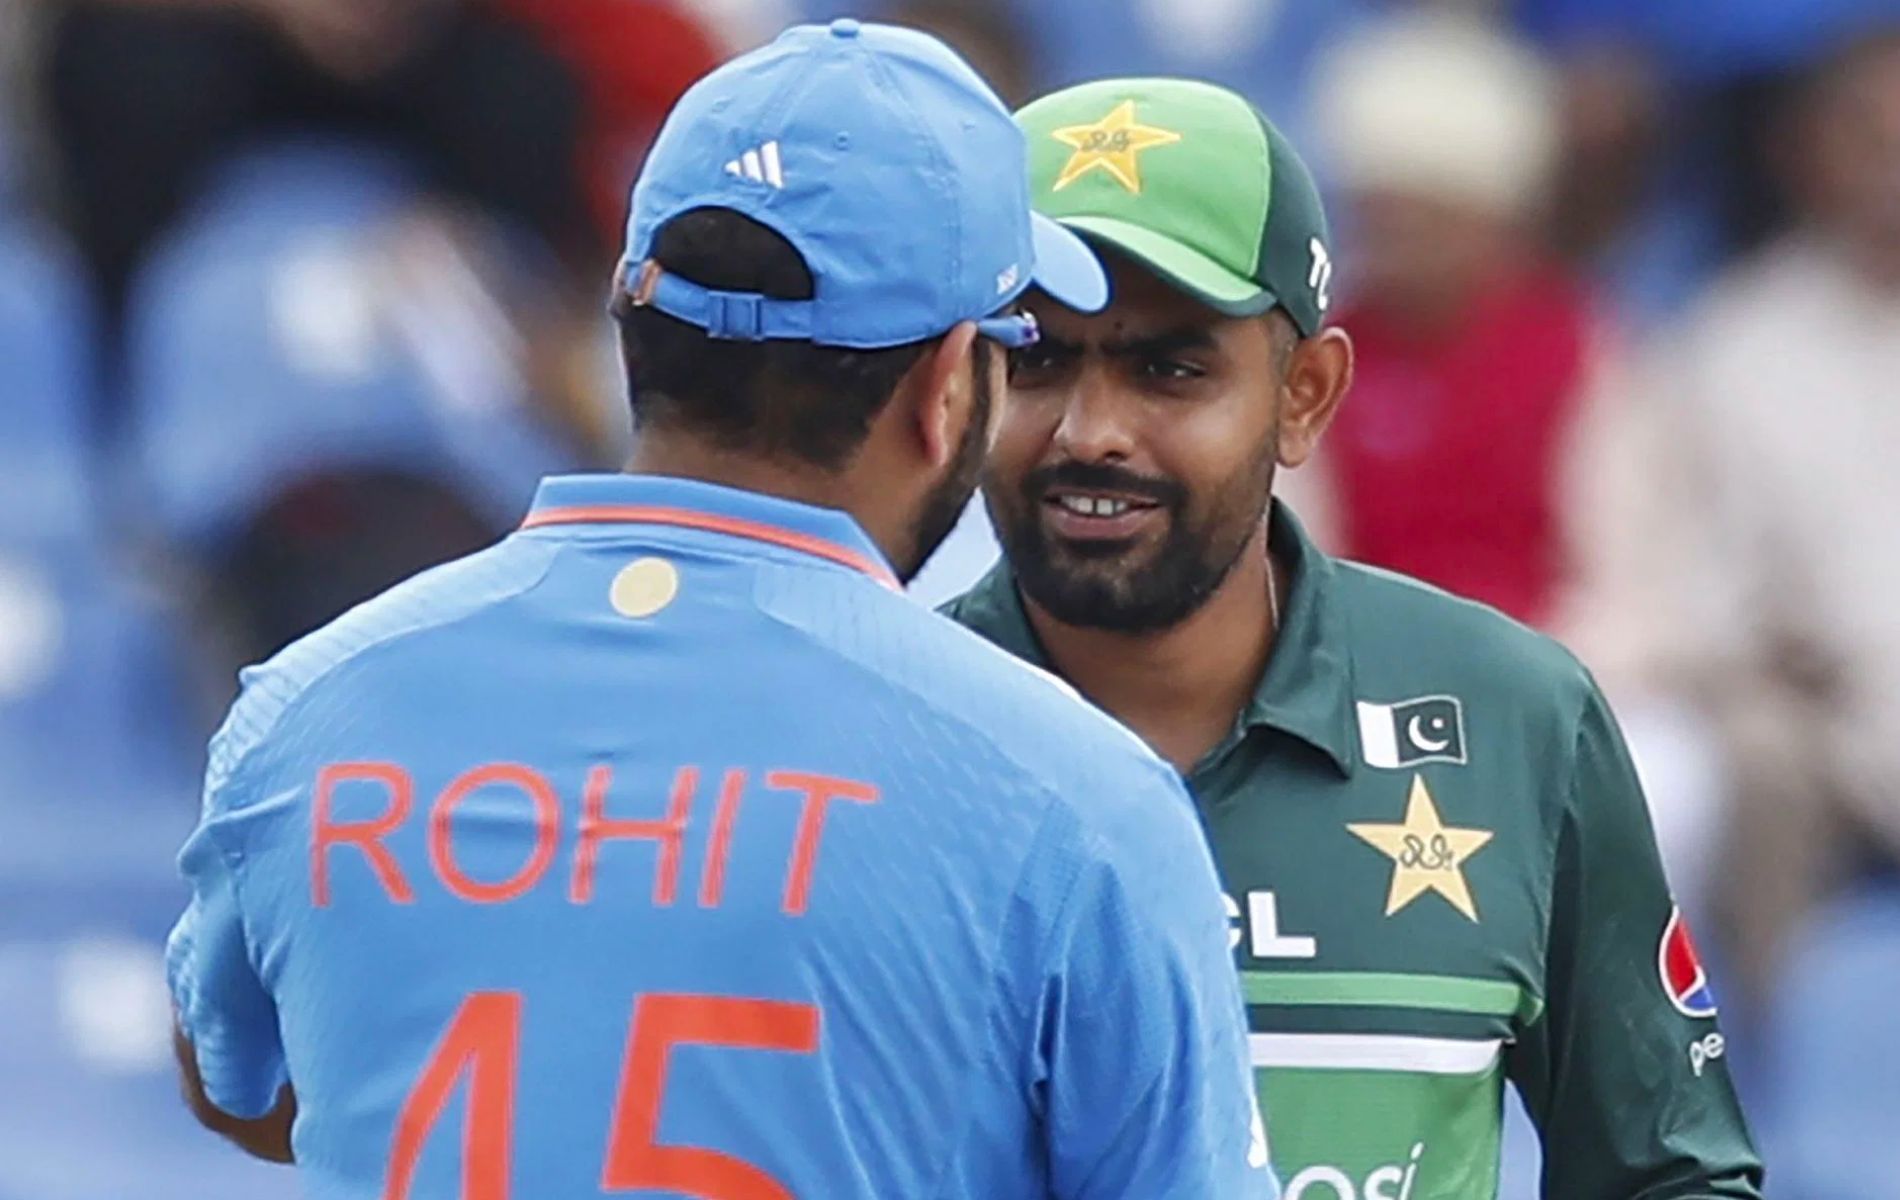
1327, 266, 1595, 628
500, 0, 725, 246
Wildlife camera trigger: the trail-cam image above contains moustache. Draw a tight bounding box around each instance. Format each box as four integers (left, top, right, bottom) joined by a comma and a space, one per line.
1023, 461, 1186, 510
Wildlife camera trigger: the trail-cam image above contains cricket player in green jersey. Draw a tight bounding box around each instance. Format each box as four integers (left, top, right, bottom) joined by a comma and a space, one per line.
942, 78, 1766, 1199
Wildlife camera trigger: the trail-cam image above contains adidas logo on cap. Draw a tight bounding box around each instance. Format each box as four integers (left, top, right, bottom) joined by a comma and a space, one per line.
724, 140, 785, 189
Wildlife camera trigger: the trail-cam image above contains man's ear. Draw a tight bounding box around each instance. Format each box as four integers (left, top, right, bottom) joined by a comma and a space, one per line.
900, 320, 981, 470
1278, 326, 1354, 469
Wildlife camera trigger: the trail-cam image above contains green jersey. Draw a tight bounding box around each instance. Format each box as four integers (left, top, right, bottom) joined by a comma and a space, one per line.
943, 505, 1763, 1199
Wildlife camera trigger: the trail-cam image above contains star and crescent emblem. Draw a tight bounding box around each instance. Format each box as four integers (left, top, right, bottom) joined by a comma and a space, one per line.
1050, 100, 1182, 193
1347, 776, 1494, 921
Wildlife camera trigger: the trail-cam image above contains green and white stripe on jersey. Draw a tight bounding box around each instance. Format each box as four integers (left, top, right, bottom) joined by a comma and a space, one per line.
1242, 970, 1520, 1200
1240, 970, 1543, 1023
1249, 1031, 1503, 1075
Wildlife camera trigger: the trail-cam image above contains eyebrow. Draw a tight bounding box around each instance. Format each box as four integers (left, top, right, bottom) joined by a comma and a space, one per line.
1037, 325, 1220, 359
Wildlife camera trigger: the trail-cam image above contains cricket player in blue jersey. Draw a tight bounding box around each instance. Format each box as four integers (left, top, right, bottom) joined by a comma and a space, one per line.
166, 19, 1277, 1200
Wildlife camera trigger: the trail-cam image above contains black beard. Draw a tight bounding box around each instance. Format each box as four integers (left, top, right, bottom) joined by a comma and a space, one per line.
987, 457, 1272, 633
899, 369, 994, 584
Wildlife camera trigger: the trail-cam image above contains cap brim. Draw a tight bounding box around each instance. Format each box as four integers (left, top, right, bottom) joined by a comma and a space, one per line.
1056, 214, 1280, 318
1029, 212, 1109, 313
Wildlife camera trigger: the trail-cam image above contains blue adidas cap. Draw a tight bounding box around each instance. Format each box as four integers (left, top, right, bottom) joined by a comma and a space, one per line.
621, 18, 1109, 350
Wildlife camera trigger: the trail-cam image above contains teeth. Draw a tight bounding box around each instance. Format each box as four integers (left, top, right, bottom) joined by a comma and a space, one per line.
1057, 495, 1133, 518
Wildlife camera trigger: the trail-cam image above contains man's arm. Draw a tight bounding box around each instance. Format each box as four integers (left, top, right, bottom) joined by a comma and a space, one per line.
1031, 761, 1278, 1199
167, 761, 295, 1160
1510, 684, 1764, 1198
173, 1024, 297, 1162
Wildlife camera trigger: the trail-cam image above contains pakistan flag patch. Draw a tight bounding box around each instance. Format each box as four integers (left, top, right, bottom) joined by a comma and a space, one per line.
1356, 696, 1467, 769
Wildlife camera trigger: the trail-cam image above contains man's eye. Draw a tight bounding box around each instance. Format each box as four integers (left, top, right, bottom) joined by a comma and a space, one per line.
1141, 358, 1203, 381
1009, 345, 1061, 378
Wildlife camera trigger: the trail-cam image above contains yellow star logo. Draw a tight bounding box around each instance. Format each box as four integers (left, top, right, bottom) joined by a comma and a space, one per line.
1050, 100, 1183, 193
1347, 776, 1495, 922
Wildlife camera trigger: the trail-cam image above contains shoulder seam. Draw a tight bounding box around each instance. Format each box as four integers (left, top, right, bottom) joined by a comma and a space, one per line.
1339, 559, 1598, 684
210, 544, 559, 810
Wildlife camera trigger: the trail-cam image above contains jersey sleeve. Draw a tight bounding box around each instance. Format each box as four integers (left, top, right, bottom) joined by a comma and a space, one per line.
1029, 760, 1279, 1200
1509, 684, 1764, 1198
165, 717, 289, 1120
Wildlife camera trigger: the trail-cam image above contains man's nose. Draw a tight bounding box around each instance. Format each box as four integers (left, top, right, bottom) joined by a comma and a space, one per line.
1051, 369, 1139, 464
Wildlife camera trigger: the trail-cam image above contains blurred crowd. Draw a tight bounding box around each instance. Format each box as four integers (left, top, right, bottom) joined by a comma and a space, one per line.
2, 0, 1898, 1195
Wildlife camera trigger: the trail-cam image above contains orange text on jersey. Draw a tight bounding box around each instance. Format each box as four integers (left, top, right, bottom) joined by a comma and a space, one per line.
309, 761, 880, 915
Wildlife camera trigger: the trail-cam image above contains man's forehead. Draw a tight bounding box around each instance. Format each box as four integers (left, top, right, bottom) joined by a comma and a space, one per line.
1026, 269, 1229, 345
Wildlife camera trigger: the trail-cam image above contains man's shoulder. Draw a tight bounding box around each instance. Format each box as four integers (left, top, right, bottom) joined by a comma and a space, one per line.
207, 537, 557, 796
913, 588, 1198, 851
936, 586, 982, 625
936, 565, 1020, 644
765, 575, 1187, 859
917, 628, 1201, 904
1330, 557, 1596, 718
858, 586, 1175, 793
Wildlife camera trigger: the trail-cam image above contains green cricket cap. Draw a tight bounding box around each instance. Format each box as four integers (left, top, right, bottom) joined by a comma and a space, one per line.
1017, 77, 1334, 335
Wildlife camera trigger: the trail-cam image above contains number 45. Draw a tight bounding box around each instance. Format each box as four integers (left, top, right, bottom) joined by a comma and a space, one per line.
386, 992, 820, 1200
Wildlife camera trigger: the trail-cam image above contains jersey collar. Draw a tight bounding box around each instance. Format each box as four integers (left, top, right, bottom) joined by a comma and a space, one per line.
944, 502, 1358, 777
1242, 503, 1357, 776
521, 474, 900, 591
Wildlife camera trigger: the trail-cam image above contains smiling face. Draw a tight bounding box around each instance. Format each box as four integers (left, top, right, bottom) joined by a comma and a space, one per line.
984, 255, 1295, 633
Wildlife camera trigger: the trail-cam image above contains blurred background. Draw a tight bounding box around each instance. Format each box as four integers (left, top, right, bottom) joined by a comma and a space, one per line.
1, 0, 1897, 1194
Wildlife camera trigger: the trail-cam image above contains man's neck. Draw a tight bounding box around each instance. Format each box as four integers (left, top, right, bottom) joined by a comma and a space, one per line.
629, 435, 838, 509
1023, 527, 1282, 775
627, 431, 909, 568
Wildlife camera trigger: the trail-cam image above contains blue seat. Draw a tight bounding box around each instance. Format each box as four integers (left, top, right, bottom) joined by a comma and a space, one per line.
0, 551, 199, 855
0, 877, 301, 1200
0, 219, 198, 843
0, 222, 257, 1200
0, 220, 97, 550
125, 140, 576, 559
1761, 884, 1900, 1198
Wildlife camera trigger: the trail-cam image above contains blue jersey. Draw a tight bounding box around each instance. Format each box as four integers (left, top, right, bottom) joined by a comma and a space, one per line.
167, 474, 1276, 1199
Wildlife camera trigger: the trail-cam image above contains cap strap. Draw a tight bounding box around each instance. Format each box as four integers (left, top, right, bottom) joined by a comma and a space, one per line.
632, 263, 816, 343
625, 258, 1038, 347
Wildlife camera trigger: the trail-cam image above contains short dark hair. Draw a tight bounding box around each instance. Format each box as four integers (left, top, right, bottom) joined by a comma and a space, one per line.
1265, 307, 1300, 374
612, 209, 946, 471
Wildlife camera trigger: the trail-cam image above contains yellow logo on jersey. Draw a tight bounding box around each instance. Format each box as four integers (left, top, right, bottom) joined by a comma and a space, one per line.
1347, 776, 1494, 921
1050, 100, 1182, 193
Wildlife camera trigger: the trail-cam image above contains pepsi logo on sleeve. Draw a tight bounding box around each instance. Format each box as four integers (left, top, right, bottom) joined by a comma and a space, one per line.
1659, 904, 1718, 1018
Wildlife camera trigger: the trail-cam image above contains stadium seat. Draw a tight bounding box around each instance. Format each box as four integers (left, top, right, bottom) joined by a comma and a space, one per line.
124, 140, 577, 559
0, 220, 97, 548
0, 553, 199, 865
0, 218, 198, 850
0, 218, 239, 1198
0, 875, 300, 1200
1759, 883, 1900, 1199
